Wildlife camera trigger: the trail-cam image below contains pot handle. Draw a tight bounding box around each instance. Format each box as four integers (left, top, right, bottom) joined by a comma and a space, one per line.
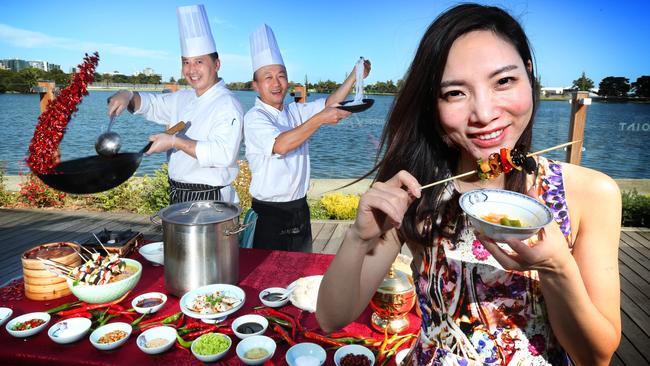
224, 222, 254, 236
150, 213, 162, 226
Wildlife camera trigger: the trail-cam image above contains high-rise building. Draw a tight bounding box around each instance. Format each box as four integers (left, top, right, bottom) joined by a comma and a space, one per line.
0, 58, 30, 72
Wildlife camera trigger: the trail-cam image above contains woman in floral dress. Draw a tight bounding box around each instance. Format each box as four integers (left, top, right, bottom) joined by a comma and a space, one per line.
316, 4, 621, 365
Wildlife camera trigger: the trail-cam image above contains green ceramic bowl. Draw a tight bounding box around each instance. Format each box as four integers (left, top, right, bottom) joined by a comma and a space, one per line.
66, 258, 142, 304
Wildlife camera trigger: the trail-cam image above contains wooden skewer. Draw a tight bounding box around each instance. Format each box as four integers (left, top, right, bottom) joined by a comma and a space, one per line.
420, 140, 582, 190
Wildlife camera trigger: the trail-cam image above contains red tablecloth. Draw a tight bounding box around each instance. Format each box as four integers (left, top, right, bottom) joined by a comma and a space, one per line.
0, 248, 419, 365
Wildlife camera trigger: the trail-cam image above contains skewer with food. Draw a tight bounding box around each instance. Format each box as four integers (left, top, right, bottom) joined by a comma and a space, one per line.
420, 140, 581, 190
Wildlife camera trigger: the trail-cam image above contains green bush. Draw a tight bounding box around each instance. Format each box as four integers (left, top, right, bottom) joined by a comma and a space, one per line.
622, 190, 650, 228
0, 168, 16, 206
309, 199, 330, 220
140, 164, 169, 214
93, 179, 145, 212
319, 193, 360, 220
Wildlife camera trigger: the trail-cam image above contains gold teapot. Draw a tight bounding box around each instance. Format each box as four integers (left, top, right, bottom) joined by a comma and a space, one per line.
370, 265, 416, 333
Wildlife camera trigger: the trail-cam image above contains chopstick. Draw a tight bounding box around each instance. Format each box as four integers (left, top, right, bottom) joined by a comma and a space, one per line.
419, 140, 582, 190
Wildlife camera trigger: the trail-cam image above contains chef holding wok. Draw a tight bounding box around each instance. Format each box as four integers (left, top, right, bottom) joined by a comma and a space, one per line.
107, 4, 243, 204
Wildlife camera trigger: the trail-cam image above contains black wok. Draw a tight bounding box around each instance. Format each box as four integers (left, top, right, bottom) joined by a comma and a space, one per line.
36, 142, 153, 194
36, 122, 185, 194
337, 98, 374, 113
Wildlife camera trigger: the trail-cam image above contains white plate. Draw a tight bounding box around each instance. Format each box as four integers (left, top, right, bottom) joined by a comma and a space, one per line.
180, 284, 246, 320
288, 275, 323, 313
5, 312, 50, 338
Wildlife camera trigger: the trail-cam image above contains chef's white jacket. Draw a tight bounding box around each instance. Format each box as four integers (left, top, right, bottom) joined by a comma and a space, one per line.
135, 80, 243, 202
244, 97, 326, 202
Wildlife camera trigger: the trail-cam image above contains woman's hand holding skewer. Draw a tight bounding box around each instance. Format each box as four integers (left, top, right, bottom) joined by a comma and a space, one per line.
350, 170, 421, 242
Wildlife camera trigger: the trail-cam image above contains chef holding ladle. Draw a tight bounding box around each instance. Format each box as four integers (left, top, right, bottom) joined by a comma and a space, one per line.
106, 4, 244, 204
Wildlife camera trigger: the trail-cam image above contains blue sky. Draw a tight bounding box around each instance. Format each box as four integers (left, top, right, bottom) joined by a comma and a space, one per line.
1, 0, 648, 87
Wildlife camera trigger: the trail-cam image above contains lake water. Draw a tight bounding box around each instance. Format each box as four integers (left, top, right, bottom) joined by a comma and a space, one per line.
0, 91, 648, 179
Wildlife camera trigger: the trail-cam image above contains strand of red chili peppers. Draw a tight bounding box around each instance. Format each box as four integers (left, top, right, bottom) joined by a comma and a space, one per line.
26, 52, 99, 174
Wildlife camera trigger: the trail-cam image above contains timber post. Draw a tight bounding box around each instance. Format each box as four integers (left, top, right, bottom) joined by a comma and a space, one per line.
566, 91, 591, 164
37, 81, 55, 113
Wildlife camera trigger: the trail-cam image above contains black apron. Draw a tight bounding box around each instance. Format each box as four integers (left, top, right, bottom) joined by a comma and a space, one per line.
251, 196, 312, 252
168, 179, 223, 204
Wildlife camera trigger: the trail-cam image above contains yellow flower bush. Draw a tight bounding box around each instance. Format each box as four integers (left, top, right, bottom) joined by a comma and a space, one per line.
320, 192, 359, 220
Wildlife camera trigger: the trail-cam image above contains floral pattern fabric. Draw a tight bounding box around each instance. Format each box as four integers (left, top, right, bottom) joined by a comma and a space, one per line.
405, 157, 574, 366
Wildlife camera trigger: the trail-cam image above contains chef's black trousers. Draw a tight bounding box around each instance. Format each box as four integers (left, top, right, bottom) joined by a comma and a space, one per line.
251, 196, 312, 252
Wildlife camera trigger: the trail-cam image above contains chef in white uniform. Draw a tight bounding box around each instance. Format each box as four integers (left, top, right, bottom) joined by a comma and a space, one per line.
245, 24, 370, 252
107, 4, 243, 204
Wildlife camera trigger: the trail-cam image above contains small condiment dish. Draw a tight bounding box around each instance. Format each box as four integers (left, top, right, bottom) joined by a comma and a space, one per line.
47, 317, 91, 344
395, 348, 410, 365
131, 292, 167, 314
0, 307, 13, 327
136, 325, 176, 355
286, 342, 326, 366
232, 314, 268, 339
191, 332, 232, 363
6, 311, 50, 338
89, 322, 132, 351
139, 242, 164, 266
459, 189, 553, 242
236, 335, 276, 365
259, 287, 290, 307
334, 344, 376, 366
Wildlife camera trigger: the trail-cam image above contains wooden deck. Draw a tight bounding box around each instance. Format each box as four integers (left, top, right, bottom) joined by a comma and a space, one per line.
0, 208, 648, 364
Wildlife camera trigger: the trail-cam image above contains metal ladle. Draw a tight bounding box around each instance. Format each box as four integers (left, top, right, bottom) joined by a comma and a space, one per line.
95, 115, 122, 157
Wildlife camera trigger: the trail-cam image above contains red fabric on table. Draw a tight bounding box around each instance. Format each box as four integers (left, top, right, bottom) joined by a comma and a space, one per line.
0, 248, 420, 365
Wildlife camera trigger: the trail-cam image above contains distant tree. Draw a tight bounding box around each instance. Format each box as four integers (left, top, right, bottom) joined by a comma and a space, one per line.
598, 76, 630, 97
178, 78, 188, 86
45, 69, 70, 87
572, 72, 594, 91
631, 76, 650, 97
396, 79, 404, 91
18, 67, 46, 91
112, 74, 130, 83
169, 76, 176, 83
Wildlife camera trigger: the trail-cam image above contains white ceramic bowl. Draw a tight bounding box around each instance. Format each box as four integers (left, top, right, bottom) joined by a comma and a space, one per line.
236, 335, 276, 365
232, 314, 268, 339
191, 332, 232, 363
131, 292, 167, 314
6, 312, 50, 338
67, 258, 142, 304
47, 317, 92, 344
334, 344, 376, 366
286, 342, 326, 366
459, 189, 553, 241
0, 307, 13, 327
136, 325, 176, 355
89, 322, 132, 351
139, 242, 164, 265
259, 287, 290, 308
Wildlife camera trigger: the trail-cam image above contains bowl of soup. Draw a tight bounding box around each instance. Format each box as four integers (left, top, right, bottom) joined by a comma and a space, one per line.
459, 189, 553, 241
66, 258, 142, 304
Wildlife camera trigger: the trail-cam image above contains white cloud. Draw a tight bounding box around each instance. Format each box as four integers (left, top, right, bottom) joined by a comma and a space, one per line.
0, 23, 170, 59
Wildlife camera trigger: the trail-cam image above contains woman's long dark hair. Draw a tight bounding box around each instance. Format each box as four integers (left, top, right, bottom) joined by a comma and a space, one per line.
372, 3, 539, 246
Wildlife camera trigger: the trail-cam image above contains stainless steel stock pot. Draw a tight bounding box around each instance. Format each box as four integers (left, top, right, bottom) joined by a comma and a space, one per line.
152, 201, 246, 297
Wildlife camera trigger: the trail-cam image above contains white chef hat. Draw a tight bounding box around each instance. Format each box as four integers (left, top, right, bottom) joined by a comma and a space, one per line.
177, 4, 217, 57
250, 24, 284, 73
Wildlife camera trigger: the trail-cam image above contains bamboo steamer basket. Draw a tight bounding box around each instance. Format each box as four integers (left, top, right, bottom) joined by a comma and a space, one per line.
21, 242, 81, 301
